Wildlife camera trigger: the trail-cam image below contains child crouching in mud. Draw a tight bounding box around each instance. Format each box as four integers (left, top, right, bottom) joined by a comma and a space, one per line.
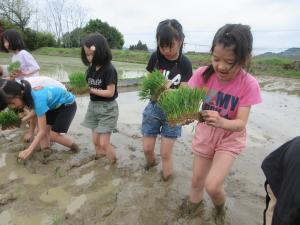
0, 79, 79, 160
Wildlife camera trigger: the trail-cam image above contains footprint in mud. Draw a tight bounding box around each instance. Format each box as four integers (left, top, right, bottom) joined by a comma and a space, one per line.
0, 193, 17, 206
128, 145, 137, 152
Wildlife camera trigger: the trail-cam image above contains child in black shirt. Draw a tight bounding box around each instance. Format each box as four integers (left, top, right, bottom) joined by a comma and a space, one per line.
80, 33, 119, 163
142, 19, 193, 180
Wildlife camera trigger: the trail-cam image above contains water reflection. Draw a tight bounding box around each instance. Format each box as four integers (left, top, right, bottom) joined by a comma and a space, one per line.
43, 62, 147, 82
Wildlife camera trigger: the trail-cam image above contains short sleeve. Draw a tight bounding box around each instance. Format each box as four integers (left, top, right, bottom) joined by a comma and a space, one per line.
188, 67, 206, 88
21, 50, 40, 71
239, 76, 262, 106
33, 90, 49, 117
180, 56, 193, 82
104, 66, 117, 85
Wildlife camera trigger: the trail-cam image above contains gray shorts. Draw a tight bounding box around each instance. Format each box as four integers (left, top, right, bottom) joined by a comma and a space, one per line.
81, 100, 118, 133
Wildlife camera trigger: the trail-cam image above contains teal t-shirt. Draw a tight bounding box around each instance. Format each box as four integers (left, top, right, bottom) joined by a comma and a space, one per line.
32, 86, 75, 117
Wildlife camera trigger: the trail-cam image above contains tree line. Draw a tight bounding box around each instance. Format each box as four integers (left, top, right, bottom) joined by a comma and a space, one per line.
0, 0, 125, 50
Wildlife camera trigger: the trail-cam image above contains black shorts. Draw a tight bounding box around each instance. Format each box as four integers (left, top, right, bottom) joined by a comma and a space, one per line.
46, 102, 77, 133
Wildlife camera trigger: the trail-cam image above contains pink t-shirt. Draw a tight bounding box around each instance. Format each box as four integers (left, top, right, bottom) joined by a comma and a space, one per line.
188, 66, 262, 119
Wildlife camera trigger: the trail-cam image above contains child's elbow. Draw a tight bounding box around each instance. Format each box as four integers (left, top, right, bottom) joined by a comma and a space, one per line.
235, 121, 247, 132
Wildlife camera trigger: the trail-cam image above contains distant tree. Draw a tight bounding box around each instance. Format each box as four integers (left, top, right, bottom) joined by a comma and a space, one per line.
22, 28, 56, 50
62, 27, 86, 48
0, 0, 32, 31
129, 40, 148, 51
43, 0, 87, 46
84, 19, 124, 49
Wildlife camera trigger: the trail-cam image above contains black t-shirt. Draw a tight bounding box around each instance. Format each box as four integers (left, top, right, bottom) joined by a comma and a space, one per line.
86, 62, 118, 101
146, 52, 193, 89
261, 136, 300, 225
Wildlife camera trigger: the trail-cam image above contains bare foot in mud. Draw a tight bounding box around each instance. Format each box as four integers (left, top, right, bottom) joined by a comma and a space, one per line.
95, 149, 106, 160
213, 204, 230, 225
179, 197, 205, 218
109, 157, 117, 165
144, 159, 159, 170
94, 153, 106, 160
43, 148, 53, 158
160, 171, 173, 182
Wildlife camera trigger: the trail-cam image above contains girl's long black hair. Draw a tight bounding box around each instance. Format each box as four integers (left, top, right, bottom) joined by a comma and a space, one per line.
0, 29, 26, 52
0, 79, 33, 108
156, 19, 185, 65
80, 32, 112, 67
203, 24, 253, 83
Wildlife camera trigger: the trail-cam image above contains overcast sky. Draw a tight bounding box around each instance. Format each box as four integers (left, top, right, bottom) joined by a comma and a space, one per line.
77, 0, 299, 54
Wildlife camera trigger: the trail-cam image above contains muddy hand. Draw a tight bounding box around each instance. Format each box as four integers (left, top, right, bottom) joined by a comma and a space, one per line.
18, 149, 33, 160
10, 70, 22, 78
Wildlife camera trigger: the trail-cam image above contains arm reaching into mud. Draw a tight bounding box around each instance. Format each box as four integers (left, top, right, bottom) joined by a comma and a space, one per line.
18, 115, 47, 160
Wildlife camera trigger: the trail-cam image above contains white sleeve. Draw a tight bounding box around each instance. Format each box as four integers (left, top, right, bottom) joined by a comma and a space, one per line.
21, 50, 40, 71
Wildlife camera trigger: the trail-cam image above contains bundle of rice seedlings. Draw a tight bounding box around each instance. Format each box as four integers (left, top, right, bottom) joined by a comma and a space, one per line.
0, 108, 20, 130
68, 71, 88, 94
138, 70, 168, 101
8, 61, 21, 74
158, 87, 206, 126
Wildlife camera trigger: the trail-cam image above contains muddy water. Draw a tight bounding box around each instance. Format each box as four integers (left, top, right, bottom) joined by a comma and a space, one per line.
0, 75, 299, 225
44, 61, 147, 82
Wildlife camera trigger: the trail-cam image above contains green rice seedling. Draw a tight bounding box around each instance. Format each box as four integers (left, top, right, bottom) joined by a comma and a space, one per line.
52, 216, 61, 225
8, 61, 21, 74
158, 87, 206, 126
138, 70, 168, 101
0, 108, 20, 130
68, 71, 88, 94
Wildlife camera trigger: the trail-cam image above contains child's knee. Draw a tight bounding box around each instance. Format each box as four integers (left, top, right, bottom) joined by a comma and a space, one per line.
160, 150, 171, 160
50, 131, 60, 139
205, 180, 223, 197
191, 175, 205, 189
99, 143, 109, 150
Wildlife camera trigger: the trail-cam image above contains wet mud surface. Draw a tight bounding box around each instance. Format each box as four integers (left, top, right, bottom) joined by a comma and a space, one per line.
0, 75, 299, 225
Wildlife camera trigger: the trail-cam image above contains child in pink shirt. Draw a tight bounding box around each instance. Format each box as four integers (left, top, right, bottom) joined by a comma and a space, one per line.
183, 24, 262, 222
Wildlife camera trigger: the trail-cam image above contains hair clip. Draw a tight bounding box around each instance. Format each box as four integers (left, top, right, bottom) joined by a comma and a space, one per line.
90, 45, 96, 51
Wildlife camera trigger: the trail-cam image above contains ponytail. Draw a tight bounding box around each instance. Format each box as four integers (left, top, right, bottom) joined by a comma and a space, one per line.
0, 79, 33, 108
20, 80, 33, 108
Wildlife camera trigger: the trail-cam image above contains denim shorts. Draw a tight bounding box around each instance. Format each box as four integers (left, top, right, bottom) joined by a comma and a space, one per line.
141, 101, 181, 138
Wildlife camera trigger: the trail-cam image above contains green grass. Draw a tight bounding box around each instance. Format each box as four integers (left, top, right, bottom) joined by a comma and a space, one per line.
158, 87, 206, 126
0, 109, 20, 130
8, 61, 21, 73
1, 48, 300, 78
52, 216, 62, 225
250, 56, 300, 77
138, 70, 168, 101
34, 47, 81, 57
68, 71, 89, 94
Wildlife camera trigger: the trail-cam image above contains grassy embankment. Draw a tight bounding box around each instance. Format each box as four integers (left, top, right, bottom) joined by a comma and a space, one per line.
0, 47, 299, 78
33, 47, 300, 78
